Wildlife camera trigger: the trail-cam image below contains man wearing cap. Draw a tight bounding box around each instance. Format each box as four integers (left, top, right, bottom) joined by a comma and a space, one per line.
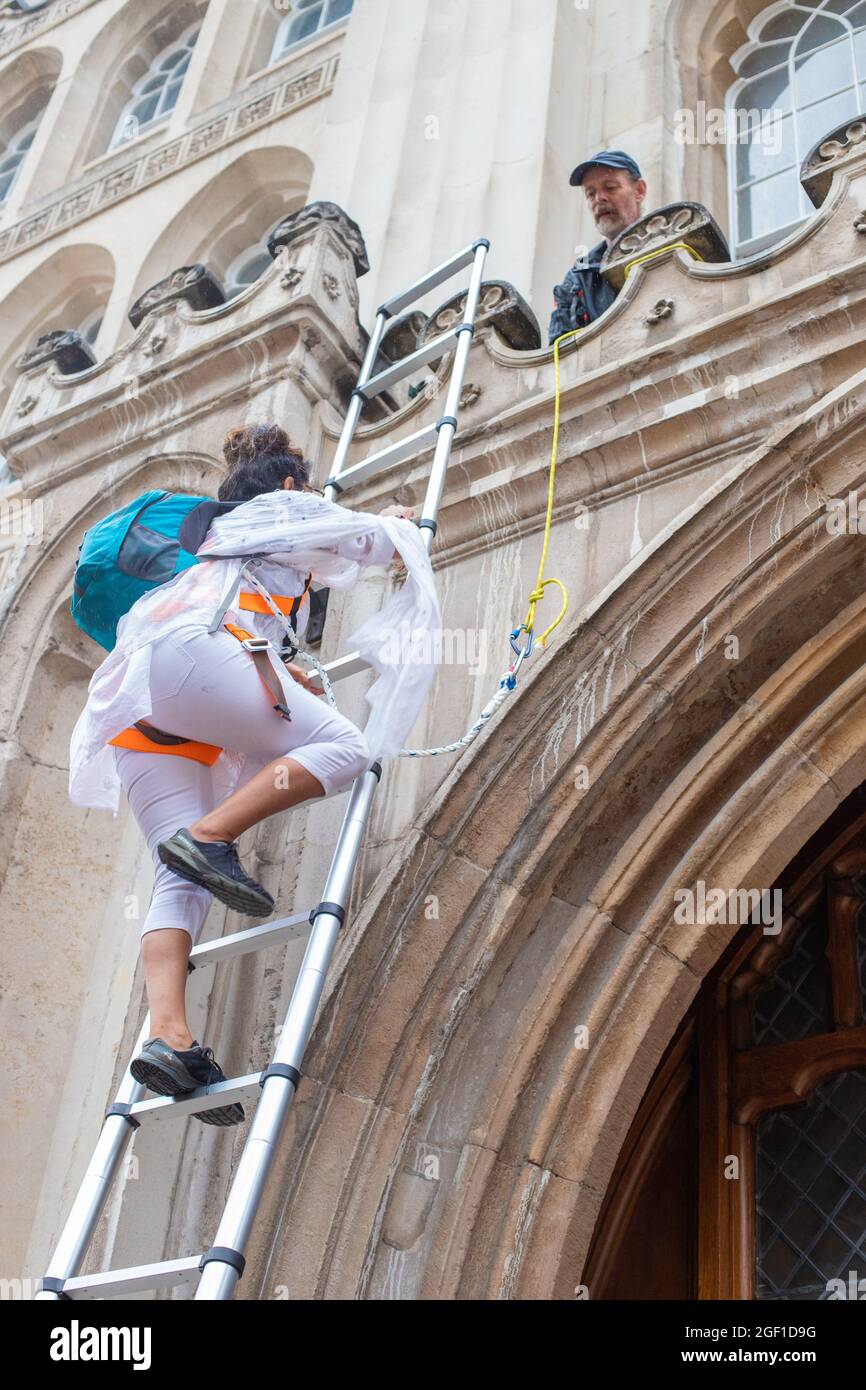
549, 150, 647, 345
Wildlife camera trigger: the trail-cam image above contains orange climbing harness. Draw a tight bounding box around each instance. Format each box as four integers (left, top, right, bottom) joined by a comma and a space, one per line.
107, 588, 309, 764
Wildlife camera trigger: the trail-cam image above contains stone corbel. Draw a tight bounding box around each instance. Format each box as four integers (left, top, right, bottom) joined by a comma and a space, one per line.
801, 114, 866, 208
422, 280, 541, 353
127, 264, 226, 329
16, 329, 95, 375
601, 203, 730, 291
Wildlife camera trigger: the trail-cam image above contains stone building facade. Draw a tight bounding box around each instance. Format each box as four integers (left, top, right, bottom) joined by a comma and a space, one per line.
2, 0, 866, 1301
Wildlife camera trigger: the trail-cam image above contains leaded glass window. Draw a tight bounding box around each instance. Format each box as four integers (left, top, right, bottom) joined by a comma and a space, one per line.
728, 0, 866, 256
755, 1070, 866, 1298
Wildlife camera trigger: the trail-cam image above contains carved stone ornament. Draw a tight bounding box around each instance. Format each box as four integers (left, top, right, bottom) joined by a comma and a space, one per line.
16, 329, 95, 375
267, 201, 370, 278
128, 264, 226, 329
855, 211, 866, 234
421, 280, 541, 351
279, 265, 303, 289
645, 297, 675, 325
16, 393, 38, 417
601, 203, 730, 291
459, 383, 482, 408
801, 113, 866, 207
322, 272, 340, 300
143, 331, 168, 357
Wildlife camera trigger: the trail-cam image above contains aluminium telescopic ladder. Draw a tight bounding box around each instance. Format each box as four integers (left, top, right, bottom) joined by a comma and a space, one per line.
35, 235, 490, 1302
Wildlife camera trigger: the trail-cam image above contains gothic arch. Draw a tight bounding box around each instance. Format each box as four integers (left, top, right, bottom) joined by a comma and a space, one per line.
127, 144, 313, 308
0, 42, 61, 135
239, 363, 866, 1298
54, 0, 207, 178
0, 241, 114, 413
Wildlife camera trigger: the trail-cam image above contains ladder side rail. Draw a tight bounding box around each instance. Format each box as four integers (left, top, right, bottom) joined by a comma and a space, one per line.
35, 1018, 151, 1299
418, 241, 488, 541
326, 308, 390, 490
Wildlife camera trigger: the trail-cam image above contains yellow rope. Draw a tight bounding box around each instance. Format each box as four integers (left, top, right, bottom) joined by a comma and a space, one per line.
622, 242, 705, 278
520, 243, 705, 651
520, 326, 582, 648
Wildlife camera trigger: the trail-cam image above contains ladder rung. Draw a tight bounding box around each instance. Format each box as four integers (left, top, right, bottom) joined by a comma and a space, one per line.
189, 910, 313, 967
44, 1255, 203, 1300
129, 1073, 264, 1123
378, 242, 482, 318
327, 423, 438, 493
360, 326, 465, 399
319, 650, 370, 683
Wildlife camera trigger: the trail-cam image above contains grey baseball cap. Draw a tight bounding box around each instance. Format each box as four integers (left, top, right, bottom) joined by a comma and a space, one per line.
569, 150, 642, 187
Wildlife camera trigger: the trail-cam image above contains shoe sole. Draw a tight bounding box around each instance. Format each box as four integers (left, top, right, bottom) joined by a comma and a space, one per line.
130, 1054, 245, 1127
156, 836, 275, 917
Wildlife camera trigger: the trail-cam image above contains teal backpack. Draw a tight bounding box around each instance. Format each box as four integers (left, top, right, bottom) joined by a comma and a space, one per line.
71, 490, 241, 652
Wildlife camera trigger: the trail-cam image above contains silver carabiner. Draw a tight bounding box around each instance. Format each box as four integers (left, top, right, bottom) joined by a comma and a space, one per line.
509, 625, 535, 660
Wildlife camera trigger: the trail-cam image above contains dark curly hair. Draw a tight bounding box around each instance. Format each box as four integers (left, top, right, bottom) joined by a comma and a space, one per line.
217, 423, 312, 502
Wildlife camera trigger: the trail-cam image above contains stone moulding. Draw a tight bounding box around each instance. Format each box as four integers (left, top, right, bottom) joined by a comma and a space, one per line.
0, 55, 338, 266
601, 202, 731, 291
801, 112, 866, 208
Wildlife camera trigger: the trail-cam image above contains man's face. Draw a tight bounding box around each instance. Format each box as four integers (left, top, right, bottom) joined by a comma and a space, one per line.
582, 166, 647, 242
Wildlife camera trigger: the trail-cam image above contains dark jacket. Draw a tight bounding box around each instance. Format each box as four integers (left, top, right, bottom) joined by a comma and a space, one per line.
548, 238, 618, 344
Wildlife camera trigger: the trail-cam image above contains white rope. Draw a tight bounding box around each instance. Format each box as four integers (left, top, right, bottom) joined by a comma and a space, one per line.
239, 561, 527, 760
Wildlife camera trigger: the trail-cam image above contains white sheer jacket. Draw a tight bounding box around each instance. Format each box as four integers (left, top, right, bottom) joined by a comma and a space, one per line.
68, 488, 441, 814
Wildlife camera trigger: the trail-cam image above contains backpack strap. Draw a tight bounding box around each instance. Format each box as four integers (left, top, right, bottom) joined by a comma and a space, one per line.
178, 499, 242, 556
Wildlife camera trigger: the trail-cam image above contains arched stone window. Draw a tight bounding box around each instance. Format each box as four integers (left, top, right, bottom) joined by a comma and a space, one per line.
0, 115, 38, 204
108, 22, 200, 151
728, 0, 866, 256
270, 0, 353, 63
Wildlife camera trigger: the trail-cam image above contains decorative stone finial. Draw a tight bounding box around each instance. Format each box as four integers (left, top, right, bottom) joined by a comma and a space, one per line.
601, 203, 730, 290
128, 264, 226, 329
422, 280, 541, 350
16, 329, 95, 375
267, 201, 369, 278
801, 114, 866, 207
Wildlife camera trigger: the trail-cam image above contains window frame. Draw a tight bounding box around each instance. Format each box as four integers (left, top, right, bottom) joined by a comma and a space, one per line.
727, 0, 866, 258
268, 0, 353, 67
108, 20, 202, 153
0, 114, 40, 206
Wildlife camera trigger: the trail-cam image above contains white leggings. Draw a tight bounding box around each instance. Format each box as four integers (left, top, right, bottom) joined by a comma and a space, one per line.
114, 623, 370, 945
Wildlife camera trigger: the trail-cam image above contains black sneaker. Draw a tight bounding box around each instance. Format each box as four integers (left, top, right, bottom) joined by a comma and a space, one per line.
130, 1036, 245, 1126
156, 827, 275, 916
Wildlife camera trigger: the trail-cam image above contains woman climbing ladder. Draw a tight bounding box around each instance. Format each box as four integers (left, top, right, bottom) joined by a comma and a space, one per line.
68, 423, 441, 1126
